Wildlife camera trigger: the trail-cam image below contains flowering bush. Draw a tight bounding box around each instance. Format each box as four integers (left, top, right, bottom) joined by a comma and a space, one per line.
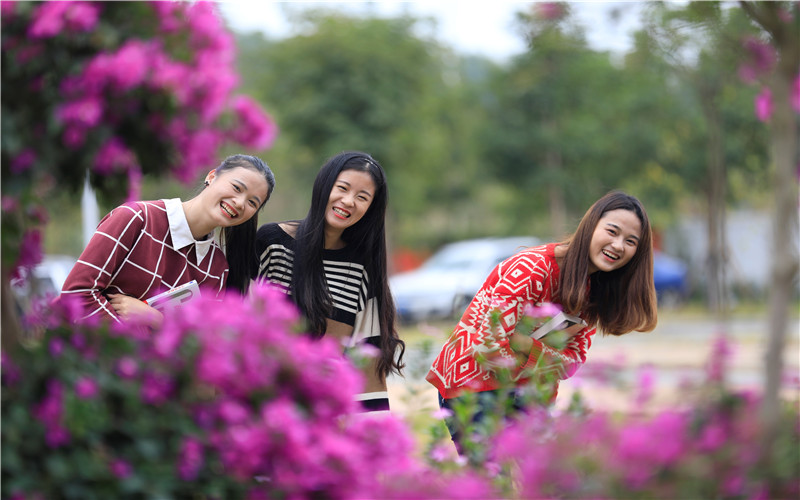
1, 285, 442, 499
421, 306, 800, 499
3, 289, 799, 498
1, 0, 278, 279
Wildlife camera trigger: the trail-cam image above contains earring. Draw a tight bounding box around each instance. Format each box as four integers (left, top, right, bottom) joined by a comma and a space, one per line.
204, 180, 210, 186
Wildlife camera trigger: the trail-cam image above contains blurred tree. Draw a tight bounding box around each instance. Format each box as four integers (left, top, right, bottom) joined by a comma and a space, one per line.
484, 3, 654, 240
737, 1, 799, 489
234, 9, 496, 248
639, 2, 769, 315
1, 1, 277, 349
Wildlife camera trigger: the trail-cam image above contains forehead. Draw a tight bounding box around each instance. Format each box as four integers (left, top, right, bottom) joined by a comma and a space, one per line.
220, 167, 269, 194
599, 209, 642, 236
335, 169, 375, 191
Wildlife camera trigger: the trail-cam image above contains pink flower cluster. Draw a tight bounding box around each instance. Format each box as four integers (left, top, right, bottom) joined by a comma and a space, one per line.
490, 370, 798, 499
27, 1, 100, 39
737, 29, 800, 122
48, 1, 277, 184
103, 284, 449, 497
11, 229, 43, 281
32, 380, 70, 447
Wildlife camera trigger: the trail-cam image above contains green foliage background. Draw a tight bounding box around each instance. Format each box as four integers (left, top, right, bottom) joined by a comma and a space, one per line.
42, 2, 773, 259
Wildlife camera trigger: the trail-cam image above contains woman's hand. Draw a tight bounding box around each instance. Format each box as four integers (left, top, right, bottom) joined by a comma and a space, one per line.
108, 293, 163, 328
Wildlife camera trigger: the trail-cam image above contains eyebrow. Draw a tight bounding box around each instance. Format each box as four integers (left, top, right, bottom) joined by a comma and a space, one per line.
234, 179, 262, 206
606, 222, 640, 241
338, 180, 373, 198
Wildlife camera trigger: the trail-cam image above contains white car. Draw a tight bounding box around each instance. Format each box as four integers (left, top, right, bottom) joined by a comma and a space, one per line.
390, 236, 539, 323
10, 254, 77, 311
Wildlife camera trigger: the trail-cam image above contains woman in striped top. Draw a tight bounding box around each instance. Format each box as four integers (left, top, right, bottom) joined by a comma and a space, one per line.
255, 151, 405, 413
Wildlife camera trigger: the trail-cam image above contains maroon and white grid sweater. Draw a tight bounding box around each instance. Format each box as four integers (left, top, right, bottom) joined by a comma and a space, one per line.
426, 243, 597, 400
60, 199, 228, 322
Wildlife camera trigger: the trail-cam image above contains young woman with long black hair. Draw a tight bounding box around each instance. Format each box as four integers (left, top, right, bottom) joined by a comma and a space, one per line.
255, 151, 405, 413
61, 154, 275, 325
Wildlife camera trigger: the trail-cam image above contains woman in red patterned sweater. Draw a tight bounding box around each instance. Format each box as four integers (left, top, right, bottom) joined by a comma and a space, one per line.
60, 154, 275, 327
427, 191, 658, 449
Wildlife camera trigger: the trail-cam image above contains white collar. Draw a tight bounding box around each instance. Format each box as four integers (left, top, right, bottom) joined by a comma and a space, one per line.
164, 198, 216, 263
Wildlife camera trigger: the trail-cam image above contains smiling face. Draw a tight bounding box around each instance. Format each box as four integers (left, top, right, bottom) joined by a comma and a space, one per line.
203, 166, 270, 228
588, 209, 642, 274
324, 169, 376, 235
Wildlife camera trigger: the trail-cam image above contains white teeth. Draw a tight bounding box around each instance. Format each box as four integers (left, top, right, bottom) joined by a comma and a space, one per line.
602, 250, 619, 260
221, 203, 237, 217
333, 207, 350, 218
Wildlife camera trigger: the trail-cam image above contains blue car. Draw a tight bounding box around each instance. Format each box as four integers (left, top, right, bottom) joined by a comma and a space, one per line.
653, 251, 689, 305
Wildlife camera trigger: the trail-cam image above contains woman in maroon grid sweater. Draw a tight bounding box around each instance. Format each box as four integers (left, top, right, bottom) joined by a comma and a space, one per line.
60, 154, 275, 327
427, 191, 658, 451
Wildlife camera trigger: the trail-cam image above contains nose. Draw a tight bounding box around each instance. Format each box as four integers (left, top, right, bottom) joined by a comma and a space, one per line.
341, 193, 356, 207
232, 193, 246, 211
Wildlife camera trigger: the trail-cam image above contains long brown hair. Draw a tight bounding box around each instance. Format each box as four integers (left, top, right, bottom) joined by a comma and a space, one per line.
558, 191, 657, 335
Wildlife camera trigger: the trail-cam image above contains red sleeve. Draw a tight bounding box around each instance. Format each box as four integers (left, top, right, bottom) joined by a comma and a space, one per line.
520, 325, 596, 381
60, 203, 144, 322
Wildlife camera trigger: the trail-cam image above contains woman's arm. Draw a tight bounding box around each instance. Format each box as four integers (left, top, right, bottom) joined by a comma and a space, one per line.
478, 252, 595, 382
107, 294, 164, 328
60, 203, 143, 322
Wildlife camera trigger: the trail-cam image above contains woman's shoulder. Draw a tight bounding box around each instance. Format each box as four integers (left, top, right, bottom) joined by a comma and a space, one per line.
101, 200, 159, 223
256, 221, 296, 246
515, 242, 558, 264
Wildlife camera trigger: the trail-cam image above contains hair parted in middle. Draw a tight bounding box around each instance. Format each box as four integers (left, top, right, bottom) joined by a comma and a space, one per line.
291, 151, 405, 379
558, 190, 658, 336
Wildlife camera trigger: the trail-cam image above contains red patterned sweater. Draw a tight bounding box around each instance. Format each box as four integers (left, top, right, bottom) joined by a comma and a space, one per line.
426, 243, 596, 399
60, 199, 228, 322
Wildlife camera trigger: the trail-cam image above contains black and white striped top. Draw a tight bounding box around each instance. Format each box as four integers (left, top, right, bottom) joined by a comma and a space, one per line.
255, 222, 388, 413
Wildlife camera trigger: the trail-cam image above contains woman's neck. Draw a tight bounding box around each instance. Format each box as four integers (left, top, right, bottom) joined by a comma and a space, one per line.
324, 226, 345, 250
181, 199, 214, 240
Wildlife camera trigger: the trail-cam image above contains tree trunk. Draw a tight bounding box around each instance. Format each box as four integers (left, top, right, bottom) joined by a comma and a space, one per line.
761, 52, 799, 486
702, 95, 729, 320
546, 148, 567, 239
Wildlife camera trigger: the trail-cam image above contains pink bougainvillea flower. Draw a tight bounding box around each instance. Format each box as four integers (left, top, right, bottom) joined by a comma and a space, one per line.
116, 356, 139, 379
10, 149, 36, 174
12, 229, 43, 281
742, 36, 776, 74
74, 376, 98, 399
431, 407, 453, 420
755, 87, 773, 123
93, 137, 139, 176
33, 380, 69, 447
523, 301, 562, 318
177, 437, 205, 481
633, 364, 655, 409
706, 334, 734, 382
1, 196, 19, 212
28, 1, 99, 39
107, 41, 151, 92
48, 338, 65, 358
56, 96, 104, 128
141, 372, 174, 405
536, 2, 566, 21
1, 1, 17, 20
230, 96, 279, 150
109, 459, 132, 479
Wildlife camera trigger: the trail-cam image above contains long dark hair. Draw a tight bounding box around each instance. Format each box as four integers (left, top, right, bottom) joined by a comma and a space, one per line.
558, 191, 657, 335
292, 151, 405, 379
213, 154, 276, 295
